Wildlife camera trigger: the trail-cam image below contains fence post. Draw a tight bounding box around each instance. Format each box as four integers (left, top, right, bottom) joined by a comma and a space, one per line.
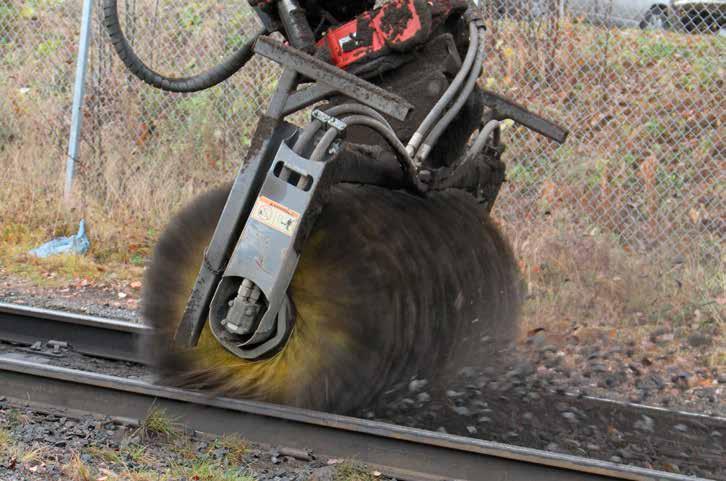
64, 0, 95, 203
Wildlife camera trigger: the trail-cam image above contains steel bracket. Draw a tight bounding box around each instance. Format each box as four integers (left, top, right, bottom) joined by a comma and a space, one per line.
208, 140, 334, 359
311, 109, 347, 132
173, 120, 298, 349
254, 36, 413, 121
480, 89, 569, 144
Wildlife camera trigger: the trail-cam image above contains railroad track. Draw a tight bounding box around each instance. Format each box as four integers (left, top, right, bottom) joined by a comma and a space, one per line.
0, 302, 720, 481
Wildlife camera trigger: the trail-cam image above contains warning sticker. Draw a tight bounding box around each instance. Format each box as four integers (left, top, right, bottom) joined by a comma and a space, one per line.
250, 196, 301, 236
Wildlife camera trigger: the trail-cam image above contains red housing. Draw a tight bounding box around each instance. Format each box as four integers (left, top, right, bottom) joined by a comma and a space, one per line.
319, 0, 466, 70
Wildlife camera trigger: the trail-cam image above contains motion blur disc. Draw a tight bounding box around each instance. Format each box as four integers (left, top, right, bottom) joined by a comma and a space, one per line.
142, 183, 522, 414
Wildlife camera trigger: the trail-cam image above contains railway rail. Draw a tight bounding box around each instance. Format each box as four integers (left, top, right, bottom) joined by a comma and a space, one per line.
0, 302, 719, 481
0, 302, 146, 363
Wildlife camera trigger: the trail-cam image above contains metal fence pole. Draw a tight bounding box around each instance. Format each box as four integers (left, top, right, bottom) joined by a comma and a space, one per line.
64, 0, 95, 203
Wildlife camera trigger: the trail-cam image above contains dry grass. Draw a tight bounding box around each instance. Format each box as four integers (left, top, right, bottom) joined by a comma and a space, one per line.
213, 435, 248, 464
166, 462, 256, 481
334, 462, 377, 481
501, 205, 724, 368
0, 428, 13, 456
63, 453, 94, 481
3, 408, 31, 428
135, 406, 180, 442
0, 427, 49, 467
85, 446, 125, 465
83, 464, 255, 481
0, 134, 215, 286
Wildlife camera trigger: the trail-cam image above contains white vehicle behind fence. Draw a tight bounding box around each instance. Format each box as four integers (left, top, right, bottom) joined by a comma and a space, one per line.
567, 0, 725, 32
491, 0, 725, 33
566, 0, 670, 29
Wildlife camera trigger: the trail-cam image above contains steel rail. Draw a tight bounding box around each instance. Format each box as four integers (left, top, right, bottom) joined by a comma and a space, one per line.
0, 354, 707, 481
1, 304, 722, 424
0, 304, 721, 480
0, 302, 148, 363
3, 302, 721, 425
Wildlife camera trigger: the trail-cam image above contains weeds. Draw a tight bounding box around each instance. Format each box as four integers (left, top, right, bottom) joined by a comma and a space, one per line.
334, 462, 377, 481
169, 461, 255, 481
214, 435, 248, 464
0, 428, 13, 457
63, 453, 94, 481
82, 432, 253, 481
85, 446, 124, 465
136, 406, 180, 442
18, 446, 50, 465
3, 408, 30, 428
124, 443, 158, 466
503, 205, 724, 368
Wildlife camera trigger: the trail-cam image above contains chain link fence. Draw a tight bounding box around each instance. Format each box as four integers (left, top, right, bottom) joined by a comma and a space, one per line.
483, 1, 723, 261
1, 0, 723, 260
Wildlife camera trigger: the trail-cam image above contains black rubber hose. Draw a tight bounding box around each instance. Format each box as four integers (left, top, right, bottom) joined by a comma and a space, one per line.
103, 0, 265, 93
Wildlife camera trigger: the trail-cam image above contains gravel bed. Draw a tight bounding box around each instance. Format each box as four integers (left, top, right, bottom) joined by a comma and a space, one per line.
0, 289, 724, 479
0, 399, 391, 481
364, 361, 725, 479
0, 282, 140, 323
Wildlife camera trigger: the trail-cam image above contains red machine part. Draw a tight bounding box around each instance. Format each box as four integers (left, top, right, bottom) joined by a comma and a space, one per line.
319, 0, 467, 70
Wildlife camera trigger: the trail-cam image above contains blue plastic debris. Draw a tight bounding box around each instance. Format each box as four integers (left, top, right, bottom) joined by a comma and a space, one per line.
29, 220, 90, 258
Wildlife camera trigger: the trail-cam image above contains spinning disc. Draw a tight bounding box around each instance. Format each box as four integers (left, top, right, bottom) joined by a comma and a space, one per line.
142, 183, 521, 414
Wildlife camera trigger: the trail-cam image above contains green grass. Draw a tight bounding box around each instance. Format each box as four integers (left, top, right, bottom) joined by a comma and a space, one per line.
85, 446, 124, 465
334, 462, 377, 481
83, 448, 256, 481
0, 428, 13, 456
136, 406, 180, 441
169, 462, 256, 481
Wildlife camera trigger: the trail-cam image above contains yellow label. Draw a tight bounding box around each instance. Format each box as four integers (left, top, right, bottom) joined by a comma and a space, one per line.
250, 196, 300, 236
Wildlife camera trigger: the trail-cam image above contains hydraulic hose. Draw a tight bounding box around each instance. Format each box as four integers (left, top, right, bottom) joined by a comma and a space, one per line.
293, 103, 393, 156
103, 0, 264, 93
435, 119, 500, 190
310, 114, 422, 191
406, 21, 480, 157
416, 25, 487, 163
